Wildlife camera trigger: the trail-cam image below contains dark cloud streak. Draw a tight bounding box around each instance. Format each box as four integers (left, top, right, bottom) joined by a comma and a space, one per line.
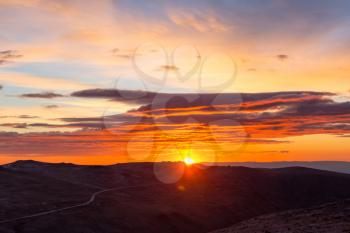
0, 50, 22, 65
20, 92, 64, 99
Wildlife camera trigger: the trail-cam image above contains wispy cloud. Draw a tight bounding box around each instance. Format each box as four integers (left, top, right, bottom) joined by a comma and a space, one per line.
43, 104, 59, 109
168, 9, 229, 32
20, 92, 64, 99
71, 88, 156, 104
0, 50, 22, 65
0, 123, 27, 129
276, 54, 289, 61
156, 65, 179, 72
0, 115, 39, 119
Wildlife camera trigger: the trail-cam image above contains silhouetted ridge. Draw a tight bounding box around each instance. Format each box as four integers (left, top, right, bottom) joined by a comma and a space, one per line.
0, 161, 350, 233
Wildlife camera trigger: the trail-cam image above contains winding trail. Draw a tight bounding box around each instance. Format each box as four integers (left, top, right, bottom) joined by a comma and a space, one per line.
0, 184, 152, 224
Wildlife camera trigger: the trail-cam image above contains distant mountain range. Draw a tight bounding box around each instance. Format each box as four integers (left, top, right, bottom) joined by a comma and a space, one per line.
210, 161, 350, 174
0, 160, 350, 233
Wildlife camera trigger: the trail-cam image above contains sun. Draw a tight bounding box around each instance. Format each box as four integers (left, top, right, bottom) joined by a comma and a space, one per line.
184, 157, 194, 165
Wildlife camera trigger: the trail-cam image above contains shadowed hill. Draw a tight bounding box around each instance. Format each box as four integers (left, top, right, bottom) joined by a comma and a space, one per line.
211, 199, 350, 233
0, 161, 350, 233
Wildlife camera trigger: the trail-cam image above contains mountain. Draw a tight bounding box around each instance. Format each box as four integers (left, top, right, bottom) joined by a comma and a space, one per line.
0, 161, 350, 233
211, 199, 350, 233
210, 161, 350, 174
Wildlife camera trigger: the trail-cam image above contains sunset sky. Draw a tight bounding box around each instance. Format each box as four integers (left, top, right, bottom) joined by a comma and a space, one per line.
0, 0, 350, 164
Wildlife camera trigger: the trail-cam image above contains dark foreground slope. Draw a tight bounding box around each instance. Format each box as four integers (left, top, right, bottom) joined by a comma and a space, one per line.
211, 199, 350, 233
0, 161, 350, 233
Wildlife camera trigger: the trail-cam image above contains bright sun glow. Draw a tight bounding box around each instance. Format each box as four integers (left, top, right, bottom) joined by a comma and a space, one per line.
184, 157, 194, 165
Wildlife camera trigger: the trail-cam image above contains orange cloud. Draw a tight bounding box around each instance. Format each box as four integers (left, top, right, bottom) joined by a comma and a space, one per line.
2, 91, 350, 164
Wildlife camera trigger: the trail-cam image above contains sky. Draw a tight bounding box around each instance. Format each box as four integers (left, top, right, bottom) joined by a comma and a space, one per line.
0, 0, 350, 164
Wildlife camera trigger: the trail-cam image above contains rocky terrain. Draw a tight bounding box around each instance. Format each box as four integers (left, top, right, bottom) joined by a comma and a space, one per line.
211, 199, 350, 233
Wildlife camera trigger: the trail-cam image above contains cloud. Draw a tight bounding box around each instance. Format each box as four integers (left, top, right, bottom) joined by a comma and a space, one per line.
1, 91, 350, 158
0, 123, 27, 129
1, 121, 103, 130
0, 115, 39, 119
156, 65, 179, 72
29, 122, 103, 129
0, 131, 18, 137
20, 92, 64, 98
44, 104, 59, 109
168, 8, 229, 32
247, 68, 257, 72
1, 0, 350, 96
107, 90, 349, 139
71, 89, 337, 122
0, 130, 129, 158
111, 48, 133, 59
276, 54, 289, 61
1, 1, 350, 160
0, 50, 22, 65
17, 115, 39, 119
71, 88, 157, 104
59, 117, 102, 123
70, 89, 347, 140
0, 117, 104, 131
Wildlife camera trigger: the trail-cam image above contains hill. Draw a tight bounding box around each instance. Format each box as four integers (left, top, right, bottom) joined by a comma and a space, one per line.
211, 199, 350, 233
0, 161, 350, 232
212, 161, 350, 174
